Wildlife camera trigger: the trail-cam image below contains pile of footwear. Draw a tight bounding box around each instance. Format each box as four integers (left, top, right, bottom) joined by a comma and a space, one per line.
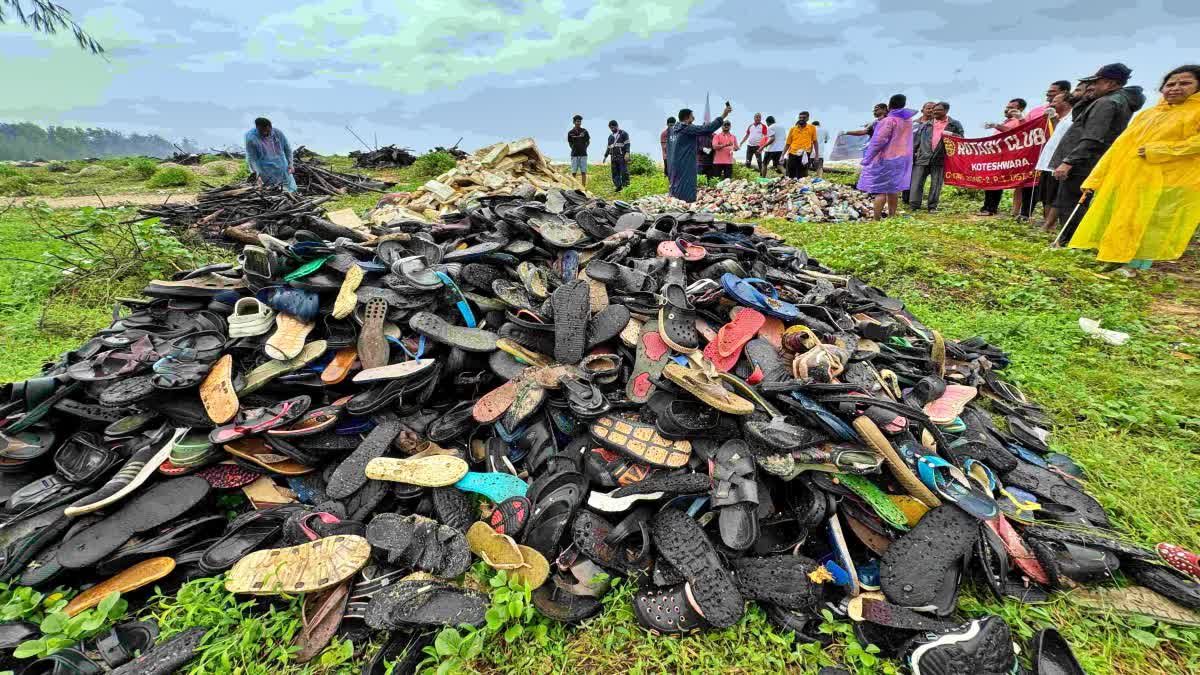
350, 146, 419, 169
635, 177, 878, 222
369, 139, 584, 224
4, 186, 1199, 675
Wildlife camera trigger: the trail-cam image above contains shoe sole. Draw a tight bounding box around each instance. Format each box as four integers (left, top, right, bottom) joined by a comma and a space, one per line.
199, 354, 238, 424
332, 265, 364, 319
226, 535, 370, 595
364, 456, 469, 487
64, 427, 187, 517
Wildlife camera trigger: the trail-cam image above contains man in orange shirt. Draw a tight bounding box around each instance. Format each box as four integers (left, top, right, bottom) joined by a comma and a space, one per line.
784, 111, 818, 178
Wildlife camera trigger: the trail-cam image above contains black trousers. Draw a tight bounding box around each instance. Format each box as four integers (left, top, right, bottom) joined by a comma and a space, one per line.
713, 164, 733, 179
982, 190, 1003, 214
762, 151, 783, 175
1055, 170, 1090, 244
744, 145, 763, 171
786, 155, 809, 178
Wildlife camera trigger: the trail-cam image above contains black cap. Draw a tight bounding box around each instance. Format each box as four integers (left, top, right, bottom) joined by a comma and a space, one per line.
1080, 63, 1132, 84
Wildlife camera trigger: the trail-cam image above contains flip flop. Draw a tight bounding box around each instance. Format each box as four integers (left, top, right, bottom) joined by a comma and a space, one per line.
720, 274, 801, 321
223, 438, 313, 475
702, 308, 765, 372
325, 418, 402, 499
264, 314, 315, 361
109, 626, 207, 675
1069, 585, 1200, 627
467, 521, 525, 569
662, 362, 754, 415
879, 505, 979, 612
916, 455, 998, 520
208, 395, 312, 444
353, 359, 437, 384
239, 340, 327, 395
226, 534, 371, 595
454, 471, 528, 504
923, 385, 978, 425
365, 455, 469, 486
199, 354, 238, 424
291, 581, 350, 663
409, 311, 498, 353
266, 397, 348, 438
320, 346, 358, 385
853, 416, 941, 508
63, 557, 176, 616
551, 280, 591, 364
836, 474, 911, 531
627, 321, 671, 403
332, 264, 365, 319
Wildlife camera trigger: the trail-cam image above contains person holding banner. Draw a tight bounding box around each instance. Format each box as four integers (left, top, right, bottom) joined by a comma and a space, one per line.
979, 103, 1025, 216
910, 102, 964, 212
857, 94, 916, 220
1067, 65, 1200, 275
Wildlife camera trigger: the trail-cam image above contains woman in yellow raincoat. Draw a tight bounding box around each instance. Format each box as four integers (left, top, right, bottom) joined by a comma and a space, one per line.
1069, 65, 1200, 274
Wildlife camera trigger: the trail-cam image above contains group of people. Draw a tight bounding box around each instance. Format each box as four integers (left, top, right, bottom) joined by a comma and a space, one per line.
850, 62, 1199, 274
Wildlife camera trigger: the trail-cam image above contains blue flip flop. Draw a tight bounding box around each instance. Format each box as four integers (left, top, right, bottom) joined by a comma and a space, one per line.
455, 471, 529, 504
916, 455, 998, 520
784, 392, 858, 442
719, 274, 801, 321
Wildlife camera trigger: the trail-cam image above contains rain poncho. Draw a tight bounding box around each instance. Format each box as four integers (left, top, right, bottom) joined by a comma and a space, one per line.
1069, 91, 1200, 262
245, 128, 297, 192
668, 117, 725, 202
857, 108, 917, 194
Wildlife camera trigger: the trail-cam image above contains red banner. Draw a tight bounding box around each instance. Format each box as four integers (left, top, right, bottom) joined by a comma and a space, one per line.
942, 116, 1051, 190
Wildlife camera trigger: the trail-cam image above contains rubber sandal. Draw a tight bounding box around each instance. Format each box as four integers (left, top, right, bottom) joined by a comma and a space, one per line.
633, 582, 708, 635
108, 626, 207, 675
1158, 543, 1200, 580
880, 505, 980, 611
266, 398, 348, 438
590, 414, 692, 469
353, 358, 436, 384
98, 375, 156, 406
239, 340, 327, 395
1069, 585, 1200, 627
332, 264, 365, 320
362, 630, 436, 675
923, 384, 977, 424
467, 520, 524, 569
325, 418, 401, 499
365, 579, 488, 630
64, 556, 176, 616
223, 438, 313, 475
585, 260, 651, 293
365, 455, 469, 487
702, 308, 765, 372
455, 471, 529, 504
611, 471, 711, 498
533, 575, 603, 623
662, 362, 754, 415
720, 274, 801, 321
916, 455, 998, 520
357, 297, 391, 370
264, 313, 315, 361
626, 320, 671, 403
226, 534, 370, 595
587, 487, 665, 512
366, 513, 470, 578
710, 439, 759, 551
651, 509, 744, 629
408, 311, 497, 353
319, 346, 358, 385
571, 509, 650, 575
1028, 627, 1086, 675
199, 354, 238, 424
208, 395, 311, 444
853, 417, 940, 508
731, 555, 824, 611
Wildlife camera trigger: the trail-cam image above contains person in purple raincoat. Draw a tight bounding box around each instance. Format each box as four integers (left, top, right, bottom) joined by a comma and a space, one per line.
857, 94, 917, 220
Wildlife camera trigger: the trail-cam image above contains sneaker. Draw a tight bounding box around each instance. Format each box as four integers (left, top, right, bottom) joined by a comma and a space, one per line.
906, 615, 1017, 675
64, 427, 189, 516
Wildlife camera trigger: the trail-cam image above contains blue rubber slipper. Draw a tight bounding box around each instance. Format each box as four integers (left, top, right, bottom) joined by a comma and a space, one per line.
720, 274, 801, 321
455, 471, 529, 504
917, 455, 998, 520
784, 392, 858, 442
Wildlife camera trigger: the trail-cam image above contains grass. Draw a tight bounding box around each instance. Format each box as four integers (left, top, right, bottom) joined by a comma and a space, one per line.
1, 161, 1198, 674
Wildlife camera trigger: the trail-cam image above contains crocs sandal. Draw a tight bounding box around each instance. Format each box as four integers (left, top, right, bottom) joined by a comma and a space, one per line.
658, 284, 700, 354
590, 415, 692, 469
365, 455, 469, 487
633, 582, 708, 635
226, 534, 371, 595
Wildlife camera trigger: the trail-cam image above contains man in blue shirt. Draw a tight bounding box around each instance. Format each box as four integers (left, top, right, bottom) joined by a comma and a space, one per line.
244, 117, 297, 192
668, 102, 731, 202
603, 120, 631, 192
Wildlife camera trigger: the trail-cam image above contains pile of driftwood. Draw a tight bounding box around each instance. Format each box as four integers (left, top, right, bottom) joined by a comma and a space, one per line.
431, 145, 468, 160
135, 184, 369, 245
350, 145, 417, 168
292, 158, 391, 196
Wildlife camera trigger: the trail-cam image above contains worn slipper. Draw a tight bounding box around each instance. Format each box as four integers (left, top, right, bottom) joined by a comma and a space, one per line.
923, 384, 978, 425
208, 395, 311, 444
357, 297, 391, 370
627, 321, 671, 403
353, 358, 437, 384
467, 521, 525, 569
365, 579, 488, 630
711, 440, 759, 551
325, 418, 401, 499
662, 362, 754, 415
240, 340, 327, 395
551, 280, 590, 364
880, 505, 979, 612
731, 555, 823, 611
365, 455, 469, 487
590, 415, 692, 469
366, 513, 471, 578
64, 557, 176, 616
702, 308, 766, 372
455, 471, 528, 504
410, 311, 498, 353
264, 314, 315, 361
226, 534, 370, 595
332, 264, 365, 320
651, 509, 744, 629
224, 438, 313, 475
198, 354, 238, 424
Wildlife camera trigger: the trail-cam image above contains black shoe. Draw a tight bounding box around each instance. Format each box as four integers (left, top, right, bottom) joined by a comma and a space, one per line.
906, 615, 1016, 675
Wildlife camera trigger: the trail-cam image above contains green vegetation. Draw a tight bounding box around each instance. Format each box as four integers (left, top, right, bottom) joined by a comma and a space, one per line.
411, 150, 458, 178
0, 157, 1197, 674
0, 122, 181, 161
125, 157, 159, 180
146, 166, 194, 188
626, 152, 656, 176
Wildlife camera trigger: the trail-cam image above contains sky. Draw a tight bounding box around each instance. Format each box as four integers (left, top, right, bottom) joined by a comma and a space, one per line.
2, 0, 1198, 160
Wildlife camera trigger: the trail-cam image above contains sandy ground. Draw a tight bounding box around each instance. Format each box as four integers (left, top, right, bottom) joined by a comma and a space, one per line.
11, 192, 198, 208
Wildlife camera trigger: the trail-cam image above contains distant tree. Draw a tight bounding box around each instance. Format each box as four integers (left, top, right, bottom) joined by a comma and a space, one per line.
0, 122, 178, 160
0, 1, 104, 54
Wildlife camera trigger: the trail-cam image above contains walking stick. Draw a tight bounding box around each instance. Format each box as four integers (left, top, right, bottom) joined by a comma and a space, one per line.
1051, 190, 1091, 248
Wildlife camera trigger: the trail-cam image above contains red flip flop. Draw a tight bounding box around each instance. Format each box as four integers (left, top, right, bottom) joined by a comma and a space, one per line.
702, 309, 765, 372
1158, 543, 1200, 580
627, 322, 671, 403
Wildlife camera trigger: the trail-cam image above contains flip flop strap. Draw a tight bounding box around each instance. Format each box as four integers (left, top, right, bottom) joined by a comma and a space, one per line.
233, 401, 295, 434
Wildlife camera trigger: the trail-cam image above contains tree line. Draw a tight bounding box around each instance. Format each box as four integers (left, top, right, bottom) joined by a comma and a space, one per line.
0, 122, 199, 161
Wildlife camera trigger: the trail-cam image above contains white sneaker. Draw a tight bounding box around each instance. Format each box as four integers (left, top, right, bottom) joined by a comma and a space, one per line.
229, 297, 276, 338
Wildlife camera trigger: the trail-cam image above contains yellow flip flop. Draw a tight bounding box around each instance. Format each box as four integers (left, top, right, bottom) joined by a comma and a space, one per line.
64, 557, 176, 616
662, 362, 754, 415
332, 264, 364, 320
467, 521, 525, 570
200, 354, 238, 424
226, 535, 370, 595
364, 455, 469, 487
